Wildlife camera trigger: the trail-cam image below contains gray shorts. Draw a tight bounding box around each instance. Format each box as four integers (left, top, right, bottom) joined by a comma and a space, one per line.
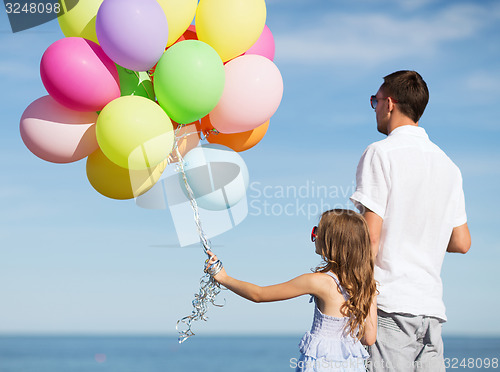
366, 310, 445, 372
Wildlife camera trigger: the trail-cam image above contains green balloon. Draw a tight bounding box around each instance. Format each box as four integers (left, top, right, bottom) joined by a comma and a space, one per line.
116, 65, 155, 100
154, 40, 225, 124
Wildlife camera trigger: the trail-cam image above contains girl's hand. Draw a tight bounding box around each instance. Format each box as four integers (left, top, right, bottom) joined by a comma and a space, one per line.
206, 250, 228, 283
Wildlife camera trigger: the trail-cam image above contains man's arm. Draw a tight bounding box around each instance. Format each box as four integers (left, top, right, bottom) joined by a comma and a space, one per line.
360, 294, 377, 346
447, 223, 471, 254
363, 209, 383, 261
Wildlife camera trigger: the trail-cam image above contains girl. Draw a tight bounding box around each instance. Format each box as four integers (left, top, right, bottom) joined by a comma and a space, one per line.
206, 209, 377, 372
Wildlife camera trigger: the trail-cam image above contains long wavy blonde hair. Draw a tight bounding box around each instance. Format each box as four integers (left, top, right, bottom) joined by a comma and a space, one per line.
314, 209, 376, 340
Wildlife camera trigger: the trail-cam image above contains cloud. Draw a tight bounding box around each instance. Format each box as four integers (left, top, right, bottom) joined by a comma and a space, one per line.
464, 71, 500, 95
0, 32, 55, 80
0, 186, 31, 199
0, 201, 63, 223
274, 3, 500, 67
433, 68, 500, 110
388, 0, 436, 11
454, 154, 500, 178
0, 60, 38, 79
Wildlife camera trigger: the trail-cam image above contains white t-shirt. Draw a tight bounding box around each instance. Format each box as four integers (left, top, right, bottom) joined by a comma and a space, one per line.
350, 125, 467, 321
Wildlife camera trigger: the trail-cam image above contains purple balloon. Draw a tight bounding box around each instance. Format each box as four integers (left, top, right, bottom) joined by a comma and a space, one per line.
96, 0, 168, 71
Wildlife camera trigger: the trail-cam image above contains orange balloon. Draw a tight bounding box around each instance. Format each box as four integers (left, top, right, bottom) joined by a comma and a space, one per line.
200, 115, 269, 152
169, 121, 200, 162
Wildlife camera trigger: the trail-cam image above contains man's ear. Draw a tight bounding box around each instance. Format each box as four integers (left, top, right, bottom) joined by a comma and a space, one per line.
387, 97, 396, 113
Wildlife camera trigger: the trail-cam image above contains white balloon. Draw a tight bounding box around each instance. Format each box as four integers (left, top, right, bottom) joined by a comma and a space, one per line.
180, 144, 249, 211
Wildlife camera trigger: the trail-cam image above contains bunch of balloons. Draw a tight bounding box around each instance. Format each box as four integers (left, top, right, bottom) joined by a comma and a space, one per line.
19, 0, 283, 201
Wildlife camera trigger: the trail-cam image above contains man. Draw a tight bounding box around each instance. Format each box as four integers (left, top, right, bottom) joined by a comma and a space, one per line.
350, 70, 471, 371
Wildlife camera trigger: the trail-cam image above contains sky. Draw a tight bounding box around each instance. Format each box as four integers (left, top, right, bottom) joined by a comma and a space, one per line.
1, 0, 499, 339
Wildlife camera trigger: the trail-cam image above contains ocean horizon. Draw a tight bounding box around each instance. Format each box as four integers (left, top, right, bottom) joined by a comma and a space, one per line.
0, 334, 499, 371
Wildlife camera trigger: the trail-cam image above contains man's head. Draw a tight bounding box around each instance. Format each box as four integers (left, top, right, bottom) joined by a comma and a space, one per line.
374, 70, 429, 134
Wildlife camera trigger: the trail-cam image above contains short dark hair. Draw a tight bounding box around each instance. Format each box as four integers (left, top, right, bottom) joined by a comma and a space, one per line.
381, 70, 429, 123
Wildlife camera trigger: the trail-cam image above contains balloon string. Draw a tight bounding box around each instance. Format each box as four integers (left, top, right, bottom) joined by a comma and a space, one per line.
175, 146, 210, 252
172, 129, 224, 344
167, 124, 198, 164
199, 128, 219, 141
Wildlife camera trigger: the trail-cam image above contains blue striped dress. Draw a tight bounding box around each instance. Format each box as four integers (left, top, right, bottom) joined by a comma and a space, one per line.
295, 271, 369, 372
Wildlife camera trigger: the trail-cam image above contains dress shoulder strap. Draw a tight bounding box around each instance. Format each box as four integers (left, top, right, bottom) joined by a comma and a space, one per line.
324, 271, 350, 301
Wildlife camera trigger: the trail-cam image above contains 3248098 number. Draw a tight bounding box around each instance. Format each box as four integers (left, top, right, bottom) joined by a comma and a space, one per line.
444, 357, 499, 369
5, 2, 61, 14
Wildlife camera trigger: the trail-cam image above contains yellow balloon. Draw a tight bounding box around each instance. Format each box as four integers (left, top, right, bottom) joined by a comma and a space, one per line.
58, 0, 104, 44
196, 0, 266, 62
86, 148, 167, 200
157, 0, 198, 47
96, 96, 175, 170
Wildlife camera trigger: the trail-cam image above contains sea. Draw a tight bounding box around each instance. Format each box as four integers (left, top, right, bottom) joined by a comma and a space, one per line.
0, 335, 499, 372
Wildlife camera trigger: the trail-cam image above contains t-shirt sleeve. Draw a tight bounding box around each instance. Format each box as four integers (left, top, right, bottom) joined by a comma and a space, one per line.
453, 171, 467, 227
350, 145, 390, 218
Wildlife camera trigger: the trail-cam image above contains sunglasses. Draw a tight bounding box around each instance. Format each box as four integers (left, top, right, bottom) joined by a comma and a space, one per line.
311, 226, 318, 242
370, 95, 398, 110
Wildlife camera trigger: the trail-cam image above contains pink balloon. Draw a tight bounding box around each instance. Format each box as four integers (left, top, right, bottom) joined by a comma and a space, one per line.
243, 25, 275, 61
210, 55, 283, 134
40, 37, 120, 112
20, 95, 99, 163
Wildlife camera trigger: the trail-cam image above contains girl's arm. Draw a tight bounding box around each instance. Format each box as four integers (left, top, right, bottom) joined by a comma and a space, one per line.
207, 251, 317, 303
360, 295, 377, 346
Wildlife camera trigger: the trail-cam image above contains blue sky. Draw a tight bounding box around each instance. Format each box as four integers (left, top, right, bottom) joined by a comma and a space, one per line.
1, 0, 499, 339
